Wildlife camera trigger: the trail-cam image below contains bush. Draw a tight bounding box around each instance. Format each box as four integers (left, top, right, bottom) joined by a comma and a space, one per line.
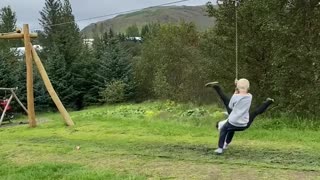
99, 80, 126, 104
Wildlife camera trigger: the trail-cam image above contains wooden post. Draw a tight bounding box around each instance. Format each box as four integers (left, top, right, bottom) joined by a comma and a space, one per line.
31, 45, 75, 126
23, 24, 36, 128
0, 95, 13, 126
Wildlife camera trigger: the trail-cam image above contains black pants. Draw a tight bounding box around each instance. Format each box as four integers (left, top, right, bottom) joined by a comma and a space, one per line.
212, 85, 273, 148
218, 121, 247, 148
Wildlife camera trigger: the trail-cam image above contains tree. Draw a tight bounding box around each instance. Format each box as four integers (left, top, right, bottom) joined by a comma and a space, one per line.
108, 28, 114, 38
205, 0, 320, 116
205, 0, 279, 101
0, 55, 18, 89
136, 23, 212, 102
93, 35, 135, 103
0, 6, 19, 98
140, 24, 150, 38
45, 45, 75, 107
269, 0, 320, 115
72, 46, 98, 107
0, 6, 18, 54
0, 6, 16, 32
39, 0, 89, 109
140, 23, 161, 39
39, 0, 63, 48
126, 24, 140, 37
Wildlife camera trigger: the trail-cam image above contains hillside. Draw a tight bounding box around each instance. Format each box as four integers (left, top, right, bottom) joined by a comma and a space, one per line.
81, 5, 215, 38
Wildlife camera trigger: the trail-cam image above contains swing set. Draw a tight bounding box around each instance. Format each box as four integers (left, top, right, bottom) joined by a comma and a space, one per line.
0, 24, 74, 127
0, 87, 28, 125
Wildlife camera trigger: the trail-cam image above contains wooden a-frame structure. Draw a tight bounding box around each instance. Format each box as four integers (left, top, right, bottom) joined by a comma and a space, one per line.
0, 24, 74, 127
0, 87, 28, 125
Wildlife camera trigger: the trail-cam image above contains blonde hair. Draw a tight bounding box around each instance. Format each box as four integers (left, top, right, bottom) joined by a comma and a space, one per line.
237, 78, 250, 91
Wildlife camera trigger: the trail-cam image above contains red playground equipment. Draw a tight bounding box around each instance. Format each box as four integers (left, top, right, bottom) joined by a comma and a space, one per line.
0, 88, 28, 125
0, 98, 14, 121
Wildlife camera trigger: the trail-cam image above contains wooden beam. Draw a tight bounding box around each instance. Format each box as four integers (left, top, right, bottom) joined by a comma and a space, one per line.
10, 90, 29, 115
0, 32, 38, 39
23, 24, 36, 128
0, 95, 13, 126
31, 44, 75, 126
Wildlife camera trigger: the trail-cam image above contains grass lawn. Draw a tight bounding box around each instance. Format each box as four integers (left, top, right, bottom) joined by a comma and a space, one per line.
0, 101, 319, 179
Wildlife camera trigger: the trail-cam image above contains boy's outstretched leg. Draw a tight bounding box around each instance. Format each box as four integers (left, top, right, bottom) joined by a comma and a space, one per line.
205, 82, 232, 114
247, 98, 274, 128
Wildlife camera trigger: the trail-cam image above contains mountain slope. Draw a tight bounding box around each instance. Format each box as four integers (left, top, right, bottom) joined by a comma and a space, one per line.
81, 6, 215, 38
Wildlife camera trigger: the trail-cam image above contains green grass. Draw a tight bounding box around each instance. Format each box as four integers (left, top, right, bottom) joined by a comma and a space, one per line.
0, 162, 143, 180
0, 101, 320, 179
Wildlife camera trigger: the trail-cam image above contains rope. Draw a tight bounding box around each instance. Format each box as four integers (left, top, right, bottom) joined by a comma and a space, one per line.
235, 0, 239, 80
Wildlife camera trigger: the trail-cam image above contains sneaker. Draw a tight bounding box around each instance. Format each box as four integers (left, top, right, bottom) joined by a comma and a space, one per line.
205, 81, 219, 87
222, 111, 229, 116
266, 98, 275, 103
223, 143, 229, 150
214, 148, 223, 154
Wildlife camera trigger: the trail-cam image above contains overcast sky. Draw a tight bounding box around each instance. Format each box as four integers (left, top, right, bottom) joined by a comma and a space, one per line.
0, 0, 213, 31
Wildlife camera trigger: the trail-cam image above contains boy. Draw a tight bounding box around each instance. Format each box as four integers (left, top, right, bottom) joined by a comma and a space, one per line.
206, 79, 273, 154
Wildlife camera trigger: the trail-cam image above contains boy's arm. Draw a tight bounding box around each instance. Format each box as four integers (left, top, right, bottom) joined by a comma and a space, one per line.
228, 95, 235, 110
234, 79, 239, 94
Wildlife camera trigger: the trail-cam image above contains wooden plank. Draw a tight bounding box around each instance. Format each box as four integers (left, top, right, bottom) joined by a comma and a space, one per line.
0, 32, 38, 39
0, 95, 13, 126
23, 24, 36, 128
31, 44, 75, 126
11, 90, 29, 114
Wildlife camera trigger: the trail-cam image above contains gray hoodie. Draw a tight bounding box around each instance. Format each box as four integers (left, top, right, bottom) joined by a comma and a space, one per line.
228, 93, 252, 127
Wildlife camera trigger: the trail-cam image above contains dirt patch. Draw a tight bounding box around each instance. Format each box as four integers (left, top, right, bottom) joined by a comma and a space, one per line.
0, 118, 50, 128
8, 152, 320, 180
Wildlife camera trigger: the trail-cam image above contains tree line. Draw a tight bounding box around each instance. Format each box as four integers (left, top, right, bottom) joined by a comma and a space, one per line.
0, 0, 319, 117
